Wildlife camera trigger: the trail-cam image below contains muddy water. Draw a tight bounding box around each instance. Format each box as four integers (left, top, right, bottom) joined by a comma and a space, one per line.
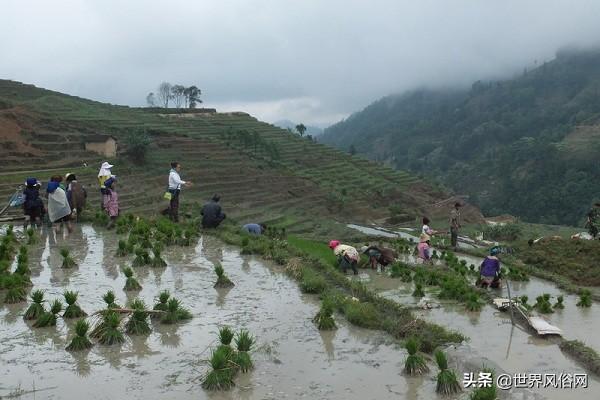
1, 224, 445, 400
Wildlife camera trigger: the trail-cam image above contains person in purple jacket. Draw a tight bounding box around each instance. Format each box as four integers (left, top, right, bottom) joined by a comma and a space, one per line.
479, 247, 501, 288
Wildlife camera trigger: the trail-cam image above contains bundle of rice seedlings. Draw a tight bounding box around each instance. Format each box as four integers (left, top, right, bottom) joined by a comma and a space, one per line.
152, 290, 170, 317
34, 299, 62, 328
24, 289, 45, 320
577, 289, 592, 308
412, 283, 425, 298
66, 319, 93, 351
534, 294, 554, 314
214, 263, 235, 288
404, 337, 429, 375
97, 311, 125, 345
4, 286, 27, 304
161, 298, 192, 324
140, 236, 152, 249
125, 299, 151, 335
102, 290, 121, 309
299, 268, 326, 294
202, 346, 236, 390
234, 329, 255, 372
469, 367, 496, 400
465, 293, 483, 312
313, 297, 337, 330
151, 246, 167, 267
126, 235, 137, 252
554, 295, 565, 309
26, 227, 36, 245
123, 267, 142, 291
15, 249, 30, 276
218, 326, 235, 346
132, 248, 150, 267
60, 248, 77, 268
63, 290, 87, 318
435, 350, 461, 395
115, 240, 129, 257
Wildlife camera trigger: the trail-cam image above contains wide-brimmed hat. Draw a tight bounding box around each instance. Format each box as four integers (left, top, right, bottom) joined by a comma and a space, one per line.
328, 240, 340, 249
101, 162, 114, 170
419, 233, 430, 243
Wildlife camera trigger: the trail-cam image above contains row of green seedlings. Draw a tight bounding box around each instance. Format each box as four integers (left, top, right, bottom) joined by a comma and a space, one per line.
239, 234, 289, 265
116, 215, 198, 247
518, 290, 592, 313
23, 289, 192, 350
202, 327, 256, 390
1, 227, 32, 303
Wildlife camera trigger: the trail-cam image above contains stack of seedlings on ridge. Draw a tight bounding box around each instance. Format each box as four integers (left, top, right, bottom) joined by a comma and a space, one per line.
214, 262, 234, 288
123, 267, 142, 291
34, 299, 62, 328
313, 296, 337, 330
125, 299, 151, 335
404, 337, 429, 375
24, 289, 46, 320
63, 290, 87, 318
577, 289, 592, 308
435, 349, 461, 395
66, 319, 94, 351
150, 245, 167, 267
534, 294, 553, 314
60, 248, 77, 268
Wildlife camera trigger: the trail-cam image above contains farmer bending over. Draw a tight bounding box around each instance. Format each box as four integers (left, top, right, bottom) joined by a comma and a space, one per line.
201, 194, 226, 228
417, 233, 432, 264
479, 247, 501, 289
361, 245, 396, 272
242, 223, 267, 235
329, 240, 359, 275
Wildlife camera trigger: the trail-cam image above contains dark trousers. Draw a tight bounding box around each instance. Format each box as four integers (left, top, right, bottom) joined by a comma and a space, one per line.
340, 256, 358, 275
450, 227, 459, 248
161, 190, 180, 222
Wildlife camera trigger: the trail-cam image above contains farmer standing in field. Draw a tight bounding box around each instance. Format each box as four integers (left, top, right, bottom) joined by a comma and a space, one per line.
162, 162, 192, 223
98, 162, 114, 209
65, 173, 87, 222
449, 202, 462, 251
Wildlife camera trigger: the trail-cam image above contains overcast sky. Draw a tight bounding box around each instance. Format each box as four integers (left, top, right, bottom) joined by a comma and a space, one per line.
2, 1, 600, 127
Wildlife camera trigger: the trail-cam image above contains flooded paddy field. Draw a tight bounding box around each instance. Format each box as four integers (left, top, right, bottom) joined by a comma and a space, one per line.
1, 225, 444, 400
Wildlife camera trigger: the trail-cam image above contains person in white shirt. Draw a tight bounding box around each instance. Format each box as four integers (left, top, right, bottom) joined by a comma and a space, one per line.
422, 216, 437, 236
161, 162, 192, 222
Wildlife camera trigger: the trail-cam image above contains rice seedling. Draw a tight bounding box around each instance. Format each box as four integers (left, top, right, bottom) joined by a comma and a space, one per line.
299, 268, 326, 294
132, 248, 150, 267
15, 248, 30, 276
313, 297, 337, 330
34, 299, 62, 328
63, 290, 87, 318
26, 227, 36, 245
66, 319, 93, 351
534, 294, 554, 314
125, 299, 151, 335
214, 262, 235, 288
4, 286, 27, 304
123, 267, 142, 291
202, 346, 236, 391
126, 235, 138, 252
60, 248, 77, 268
465, 292, 483, 312
234, 329, 255, 372
102, 290, 121, 309
140, 236, 153, 249
577, 289, 592, 308
554, 295, 565, 309
435, 350, 462, 395
97, 311, 125, 345
218, 326, 235, 346
115, 240, 129, 256
404, 337, 429, 375
152, 290, 170, 316
412, 282, 425, 298
24, 289, 45, 320
343, 301, 380, 329
469, 368, 496, 400
150, 245, 167, 267
161, 297, 192, 324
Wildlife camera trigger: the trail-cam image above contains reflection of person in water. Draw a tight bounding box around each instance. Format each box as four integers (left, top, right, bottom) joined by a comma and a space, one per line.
202, 235, 223, 266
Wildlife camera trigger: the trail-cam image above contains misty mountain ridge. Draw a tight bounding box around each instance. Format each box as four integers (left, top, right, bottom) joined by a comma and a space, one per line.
322, 46, 600, 225
273, 119, 324, 136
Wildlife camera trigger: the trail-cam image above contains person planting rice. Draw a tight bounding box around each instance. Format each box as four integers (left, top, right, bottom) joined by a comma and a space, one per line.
201, 195, 226, 228
478, 247, 501, 288
98, 161, 114, 209
46, 181, 73, 233
102, 177, 120, 229
417, 233, 432, 264
22, 178, 45, 228
360, 245, 396, 272
241, 223, 267, 235
161, 162, 192, 223
65, 173, 87, 222
449, 202, 462, 251
422, 216, 438, 236
328, 240, 359, 275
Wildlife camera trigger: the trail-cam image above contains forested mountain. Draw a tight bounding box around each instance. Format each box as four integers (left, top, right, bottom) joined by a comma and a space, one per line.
322, 47, 600, 225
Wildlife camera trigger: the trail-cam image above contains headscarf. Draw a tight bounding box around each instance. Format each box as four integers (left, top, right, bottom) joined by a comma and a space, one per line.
26, 177, 37, 187
328, 240, 340, 249
46, 181, 60, 193
490, 246, 500, 256
98, 161, 114, 177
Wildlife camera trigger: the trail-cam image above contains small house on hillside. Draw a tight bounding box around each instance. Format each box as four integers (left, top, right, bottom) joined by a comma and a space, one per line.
85, 135, 117, 158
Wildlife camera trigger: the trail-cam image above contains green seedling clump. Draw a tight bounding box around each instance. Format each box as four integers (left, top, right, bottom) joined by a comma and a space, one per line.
102, 290, 121, 309
577, 289, 592, 308
24, 289, 45, 320
202, 346, 236, 391
161, 298, 192, 324
116, 240, 129, 257
152, 290, 170, 318
26, 228, 36, 245
63, 290, 87, 318
214, 263, 235, 288
218, 326, 235, 346
97, 311, 125, 345
125, 299, 151, 335
151, 246, 167, 267
343, 300, 380, 329
66, 319, 94, 351
34, 299, 62, 328
412, 283, 425, 298
404, 337, 429, 375
299, 268, 326, 294
60, 248, 77, 268
4, 286, 27, 304
554, 295, 565, 309
465, 293, 484, 312
313, 297, 337, 330
15, 246, 30, 276
132, 248, 150, 267
534, 294, 554, 314
234, 329, 255, 372
435, 350, 462, 395
123, 267, 142, 291
469, 368, 496, 400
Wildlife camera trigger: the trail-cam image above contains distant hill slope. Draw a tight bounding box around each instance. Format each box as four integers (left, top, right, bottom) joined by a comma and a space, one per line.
0, 80, 472, 234
273, 119, 323, 136
322, 47, 600, 226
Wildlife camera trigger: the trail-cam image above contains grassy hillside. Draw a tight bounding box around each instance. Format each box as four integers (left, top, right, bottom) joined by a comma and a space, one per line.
322, 47, 600, 226
0, 79, 465, 236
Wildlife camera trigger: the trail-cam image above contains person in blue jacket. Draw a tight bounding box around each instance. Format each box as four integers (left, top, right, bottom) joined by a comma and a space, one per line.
242, 223, 267, 235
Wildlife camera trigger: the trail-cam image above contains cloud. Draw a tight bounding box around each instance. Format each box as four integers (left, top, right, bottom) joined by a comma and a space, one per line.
2, 0, 600, 126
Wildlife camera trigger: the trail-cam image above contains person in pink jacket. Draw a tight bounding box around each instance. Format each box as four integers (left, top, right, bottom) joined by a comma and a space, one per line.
102, 177, 119, 229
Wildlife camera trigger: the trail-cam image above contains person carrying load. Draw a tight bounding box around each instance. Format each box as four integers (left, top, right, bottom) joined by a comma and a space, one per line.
329, 240, 359, 275
360, 245, 396, 272
478, 246, 501, 289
